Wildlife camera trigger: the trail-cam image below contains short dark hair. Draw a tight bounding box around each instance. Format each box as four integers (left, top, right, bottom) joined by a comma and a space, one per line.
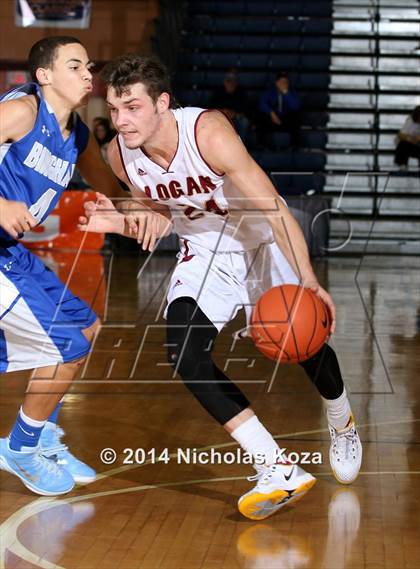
275, 71, 289, 81
28, 36, 82, 82
101, 53, 178, 108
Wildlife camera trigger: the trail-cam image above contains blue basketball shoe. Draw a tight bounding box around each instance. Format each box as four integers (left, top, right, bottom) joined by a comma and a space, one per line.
40, 423, 96, 484
0, 437, 74, 496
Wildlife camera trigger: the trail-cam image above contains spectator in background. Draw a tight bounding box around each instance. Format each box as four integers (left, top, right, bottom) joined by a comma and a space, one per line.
257, 72, 301, 148
395, 106, 420, 169
209, 69, 250, 143
93, 118, 115, 162
92, 116, 105, 129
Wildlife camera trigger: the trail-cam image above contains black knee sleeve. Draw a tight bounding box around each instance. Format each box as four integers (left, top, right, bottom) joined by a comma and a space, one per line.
299, 343, 344, 400
167, 297, 250, 424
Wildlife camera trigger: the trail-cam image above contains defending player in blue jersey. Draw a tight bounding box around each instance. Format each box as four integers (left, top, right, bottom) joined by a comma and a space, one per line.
0, 37, 127, 496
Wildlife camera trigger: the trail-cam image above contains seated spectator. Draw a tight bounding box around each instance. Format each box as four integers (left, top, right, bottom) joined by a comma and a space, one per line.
93, 118, 116, 162
257, 72, 301, 148
209, 69, 250, 143
92, 116, 105, 129
395, 106, 420, 169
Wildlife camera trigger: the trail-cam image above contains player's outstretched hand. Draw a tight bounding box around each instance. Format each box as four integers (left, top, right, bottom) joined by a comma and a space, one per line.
304, 280, 336, 334
0, 198, 37, 239
78, 192, 125, 235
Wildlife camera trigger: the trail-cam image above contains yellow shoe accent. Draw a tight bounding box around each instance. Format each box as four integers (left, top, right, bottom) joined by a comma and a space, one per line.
238, 478, 316, 521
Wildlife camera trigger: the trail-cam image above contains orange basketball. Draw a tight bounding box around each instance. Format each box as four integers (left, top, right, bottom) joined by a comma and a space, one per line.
250, 284, 331, 364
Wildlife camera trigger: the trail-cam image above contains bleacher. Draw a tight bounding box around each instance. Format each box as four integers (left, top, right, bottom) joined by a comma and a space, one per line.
154, 0, 420, 254
174, 0, 333, 198
326, 0, 420, 253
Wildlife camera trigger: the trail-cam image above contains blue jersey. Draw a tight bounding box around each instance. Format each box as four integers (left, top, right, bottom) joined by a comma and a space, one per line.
0, 82, 89, 241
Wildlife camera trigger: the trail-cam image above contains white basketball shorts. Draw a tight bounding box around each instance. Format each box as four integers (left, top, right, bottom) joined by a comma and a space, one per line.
165, 239, 299, 331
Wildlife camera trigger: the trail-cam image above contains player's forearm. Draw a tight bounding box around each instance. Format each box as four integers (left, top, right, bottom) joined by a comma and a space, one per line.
115, 198, 139, 214
268, 207, 317, 284
100, 180, 128, 199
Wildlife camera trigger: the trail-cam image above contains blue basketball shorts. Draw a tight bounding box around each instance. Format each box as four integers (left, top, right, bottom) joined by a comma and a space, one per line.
0, 241, 97, 373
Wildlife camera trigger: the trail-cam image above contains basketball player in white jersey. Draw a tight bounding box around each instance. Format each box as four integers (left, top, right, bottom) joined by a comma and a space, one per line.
80, 54, 362, 520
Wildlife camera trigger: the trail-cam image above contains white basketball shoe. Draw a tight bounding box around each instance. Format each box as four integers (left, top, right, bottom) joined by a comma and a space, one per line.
238, 463, 316, 520
328, 415, 362, 484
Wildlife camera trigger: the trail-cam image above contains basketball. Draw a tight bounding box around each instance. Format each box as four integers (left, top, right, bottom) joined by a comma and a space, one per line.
251, 284, 331, 364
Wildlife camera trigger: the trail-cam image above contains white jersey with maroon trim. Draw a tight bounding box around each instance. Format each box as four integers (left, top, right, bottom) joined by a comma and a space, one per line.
117, 106, 274, 252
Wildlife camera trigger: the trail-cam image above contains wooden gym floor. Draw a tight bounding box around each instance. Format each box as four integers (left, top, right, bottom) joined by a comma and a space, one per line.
0, 252, 419, 569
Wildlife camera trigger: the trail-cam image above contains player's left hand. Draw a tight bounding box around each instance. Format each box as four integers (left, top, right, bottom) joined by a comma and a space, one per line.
78, 192, 126, 234
127, 210, 172, 251
304, 280, 336, 334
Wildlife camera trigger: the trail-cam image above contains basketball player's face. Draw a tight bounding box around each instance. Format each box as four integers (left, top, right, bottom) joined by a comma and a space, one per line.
44, 43, 93, 108
106, 83, 164, 148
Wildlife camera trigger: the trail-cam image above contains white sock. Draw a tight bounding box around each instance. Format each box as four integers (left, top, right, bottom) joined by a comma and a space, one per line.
20, 407, 46, 429
323, 388, 352, 431
231, 415, 283, 466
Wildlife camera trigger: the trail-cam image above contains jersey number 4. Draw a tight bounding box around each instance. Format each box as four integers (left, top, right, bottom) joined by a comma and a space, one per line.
29, 188, 57, 223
